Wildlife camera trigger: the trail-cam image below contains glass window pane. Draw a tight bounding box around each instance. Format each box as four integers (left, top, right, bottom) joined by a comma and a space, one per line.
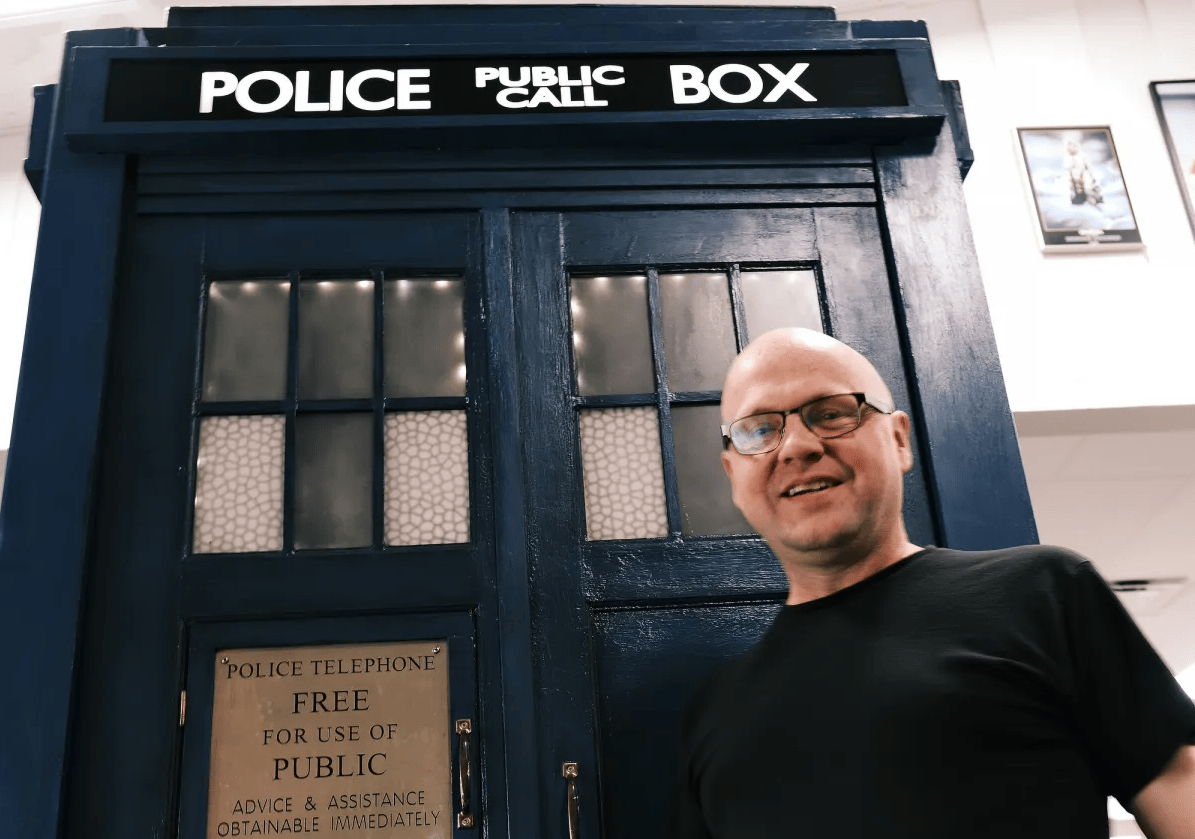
384, 278, 466, 398
202, 280, 290, 402
659, 272, 736, 392
739, 270, 822, 342
298, 280, 374, 399
671, 405, 752, 537
579, 407, 668, 540
384, 411, 470, 545
193, 415, 284, 553
295, 413, 373, 549
570, 274, 654, 396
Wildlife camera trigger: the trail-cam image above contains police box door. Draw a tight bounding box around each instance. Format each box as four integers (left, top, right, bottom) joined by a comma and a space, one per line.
512, 205, 936, 839
61, 210, 502, 839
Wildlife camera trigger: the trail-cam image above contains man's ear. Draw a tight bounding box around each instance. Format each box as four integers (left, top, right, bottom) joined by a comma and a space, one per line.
721, 450, 736, 481
891, 410, 914, 474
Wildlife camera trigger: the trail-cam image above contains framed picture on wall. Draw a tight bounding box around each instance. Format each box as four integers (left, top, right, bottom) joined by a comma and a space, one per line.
1015, 126, 1144, 252
1150, 81, 1195, 241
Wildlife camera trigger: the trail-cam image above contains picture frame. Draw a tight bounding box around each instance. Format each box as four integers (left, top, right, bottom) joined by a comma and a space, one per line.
1015, 126, 1144, 252
1150, 81, 1195, 241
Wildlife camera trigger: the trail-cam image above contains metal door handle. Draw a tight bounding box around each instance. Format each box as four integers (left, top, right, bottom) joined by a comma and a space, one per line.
456, 720, 474, 828
563, 762, 579, 839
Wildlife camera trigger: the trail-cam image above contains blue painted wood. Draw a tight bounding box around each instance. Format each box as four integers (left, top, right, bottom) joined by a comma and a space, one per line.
0, 27, 139, 839
941, 80, 974, 179
22, 85, 55, 200
148, 20, 857, 48
481, 208, 539, 839
876, 123, 1038, 549
135, 186, 878, 215
164, 5, 838, 28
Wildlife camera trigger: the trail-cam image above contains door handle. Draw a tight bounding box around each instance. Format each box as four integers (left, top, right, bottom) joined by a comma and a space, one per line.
562, 762, 579, 839
456, 719, 474, 828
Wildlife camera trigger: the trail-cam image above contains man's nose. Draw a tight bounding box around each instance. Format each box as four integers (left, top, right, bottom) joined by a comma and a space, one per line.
777, 418, 825, 462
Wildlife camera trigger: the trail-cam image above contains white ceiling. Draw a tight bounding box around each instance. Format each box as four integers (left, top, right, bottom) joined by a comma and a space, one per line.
1, 1, 1192, 677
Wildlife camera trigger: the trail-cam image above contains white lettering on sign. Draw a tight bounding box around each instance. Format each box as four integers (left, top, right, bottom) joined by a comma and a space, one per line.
474, 64, 622, 109
198, 69, 432, 114
669, 61, 816, 105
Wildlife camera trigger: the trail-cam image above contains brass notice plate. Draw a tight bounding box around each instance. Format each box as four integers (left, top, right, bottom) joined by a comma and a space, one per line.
208, 641, 450, 838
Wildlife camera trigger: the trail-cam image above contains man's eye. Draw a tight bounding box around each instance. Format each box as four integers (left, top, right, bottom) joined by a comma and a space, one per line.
809, 408, 846, 423
738, 418, 778, 440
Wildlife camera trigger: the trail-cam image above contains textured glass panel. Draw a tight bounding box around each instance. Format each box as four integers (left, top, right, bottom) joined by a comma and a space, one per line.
570, 275, 654, 396
579, 407, 668, 540
193, 415, 284, 553
202, 280, 290, 402
659, 272, 736, 392
294, 413, 373, 549
298, 280, 374, 399
671, 405, 753, 537
385, 278, 466, 398
740, 270, 823, 341
384, 411, 470, 545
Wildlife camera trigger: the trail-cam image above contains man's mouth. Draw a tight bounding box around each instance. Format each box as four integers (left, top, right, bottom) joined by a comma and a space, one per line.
782, 478, 842, 497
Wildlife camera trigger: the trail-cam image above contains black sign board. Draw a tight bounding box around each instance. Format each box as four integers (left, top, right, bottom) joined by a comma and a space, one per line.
105, 52, 907, 122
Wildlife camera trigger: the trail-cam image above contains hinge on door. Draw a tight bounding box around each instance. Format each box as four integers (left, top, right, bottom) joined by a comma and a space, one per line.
179, 690, 187, 727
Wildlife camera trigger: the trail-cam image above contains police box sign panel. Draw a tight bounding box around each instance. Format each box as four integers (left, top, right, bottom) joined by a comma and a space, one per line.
104, 52, 906, 121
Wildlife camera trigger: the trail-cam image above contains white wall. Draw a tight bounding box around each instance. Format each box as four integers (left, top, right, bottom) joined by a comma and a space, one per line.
0, 130, 38, 449
844, 0, 1195, 413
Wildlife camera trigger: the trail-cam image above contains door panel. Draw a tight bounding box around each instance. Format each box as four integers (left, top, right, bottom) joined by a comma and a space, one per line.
516, 205, 934, 838
63, 210, 503, 839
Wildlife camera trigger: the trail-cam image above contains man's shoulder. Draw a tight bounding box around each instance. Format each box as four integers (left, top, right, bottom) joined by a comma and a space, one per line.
918, 543, 1091, 582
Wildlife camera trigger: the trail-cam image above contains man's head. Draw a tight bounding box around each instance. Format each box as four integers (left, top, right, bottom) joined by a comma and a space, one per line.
720, 328, 914, 569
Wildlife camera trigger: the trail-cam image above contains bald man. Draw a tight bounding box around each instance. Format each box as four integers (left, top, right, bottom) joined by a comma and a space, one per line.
668, 328, 1195, 839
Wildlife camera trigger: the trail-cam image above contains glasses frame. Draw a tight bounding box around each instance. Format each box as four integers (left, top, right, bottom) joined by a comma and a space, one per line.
720, 392, 894, 455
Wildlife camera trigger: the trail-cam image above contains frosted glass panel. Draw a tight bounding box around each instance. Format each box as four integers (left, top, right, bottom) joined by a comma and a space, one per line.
659, 272, 736, 392
298, 280, 374, 399
671, 405, 753, 537
740, 270, 822, 341
579, 407, 668, 540
294, 413, 373, 549
384, 411, 470, 545
202, 280, 290, 402
385, 278, 466, 398
570, 275, 654, 396
193, 415, 284, 553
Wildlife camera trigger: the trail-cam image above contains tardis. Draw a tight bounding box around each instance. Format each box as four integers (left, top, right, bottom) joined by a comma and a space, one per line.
1, 6, 1035, 839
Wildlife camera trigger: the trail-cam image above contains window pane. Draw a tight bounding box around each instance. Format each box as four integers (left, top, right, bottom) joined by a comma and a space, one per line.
298, 280, 374, 400
384, 278, 466, 398
671, 405, 752, 537
579, 407, 668, 540
740, 270, 822, 342
294, 413, 373, 549
193, 415, 284, 553
570, 274, 654, 396
384, 411, 470, 545
202, 280, 289, 402
659, 272, 736, 392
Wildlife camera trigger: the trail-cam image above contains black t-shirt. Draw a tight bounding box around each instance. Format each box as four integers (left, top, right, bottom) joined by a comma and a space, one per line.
668, 545, 1195, 838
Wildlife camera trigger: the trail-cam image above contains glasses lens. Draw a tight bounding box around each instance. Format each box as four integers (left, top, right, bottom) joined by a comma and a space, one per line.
730, 413, 784, 454
802, 394, 862, 437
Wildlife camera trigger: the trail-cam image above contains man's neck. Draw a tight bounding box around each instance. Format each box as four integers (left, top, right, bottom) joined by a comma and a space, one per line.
780, 537, 921, 606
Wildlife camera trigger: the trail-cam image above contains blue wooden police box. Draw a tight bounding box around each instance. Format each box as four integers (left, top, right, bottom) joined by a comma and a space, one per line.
1, 5, 1035, 839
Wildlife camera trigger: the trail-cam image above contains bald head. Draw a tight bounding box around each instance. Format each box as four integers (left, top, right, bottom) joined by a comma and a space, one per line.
722, 329, 893, 422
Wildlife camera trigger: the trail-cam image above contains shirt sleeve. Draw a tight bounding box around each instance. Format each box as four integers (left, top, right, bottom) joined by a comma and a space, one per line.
1062, 557, 1195, 803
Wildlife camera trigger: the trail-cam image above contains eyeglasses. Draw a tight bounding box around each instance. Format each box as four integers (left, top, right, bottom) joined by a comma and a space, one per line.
720, 392, 894, 455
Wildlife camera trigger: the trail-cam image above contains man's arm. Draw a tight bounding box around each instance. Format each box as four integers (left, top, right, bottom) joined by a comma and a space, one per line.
1133, 744, 1195, 839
